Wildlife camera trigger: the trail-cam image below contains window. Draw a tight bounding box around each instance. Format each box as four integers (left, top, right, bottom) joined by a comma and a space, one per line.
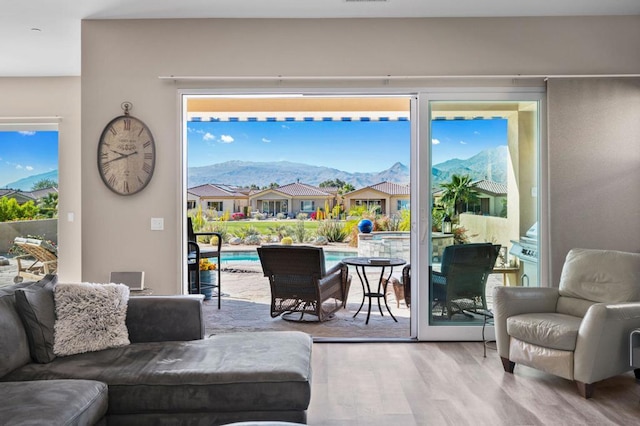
397, 199, 410, 210
207, 201, 222, 211
300, 200, 315, 211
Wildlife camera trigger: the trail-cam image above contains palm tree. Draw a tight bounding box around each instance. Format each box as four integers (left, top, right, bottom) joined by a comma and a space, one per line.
439, 174, 479, 216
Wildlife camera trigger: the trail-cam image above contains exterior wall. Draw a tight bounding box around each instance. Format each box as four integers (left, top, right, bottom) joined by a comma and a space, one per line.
0, 219, 58, 253
76, 16, 640, 294
459, 213, 511, 249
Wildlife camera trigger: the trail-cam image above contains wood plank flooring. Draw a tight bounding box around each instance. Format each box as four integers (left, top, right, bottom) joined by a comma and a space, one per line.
307, 342, 640, 425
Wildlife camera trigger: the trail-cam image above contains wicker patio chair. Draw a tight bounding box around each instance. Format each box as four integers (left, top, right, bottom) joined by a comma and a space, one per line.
257, 245, 351, 322
432, 243, 500, 318
13, 237, 58, 283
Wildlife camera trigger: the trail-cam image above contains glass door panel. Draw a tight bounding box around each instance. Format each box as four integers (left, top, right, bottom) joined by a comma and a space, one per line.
416, 92, 544, 340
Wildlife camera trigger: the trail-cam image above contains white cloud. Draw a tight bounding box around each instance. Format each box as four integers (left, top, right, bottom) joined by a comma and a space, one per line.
220, 135, 234, 143
18, 131, 36, 136
203, 132, 215, 141
474, 131, 480, 135
16, 165, 23, 169
25, 166, 34, 171
262, 138, 271, 143
281, 124, 290, 129
459, 140, 467, 145
432, 138, 440, 145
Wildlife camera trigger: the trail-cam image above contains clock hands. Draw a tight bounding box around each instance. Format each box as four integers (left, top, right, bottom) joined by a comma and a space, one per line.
103, 150, 138, 165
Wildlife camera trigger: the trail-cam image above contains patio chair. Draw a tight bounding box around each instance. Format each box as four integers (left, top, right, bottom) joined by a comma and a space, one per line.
257, 245, 351, 322
13, 237, 58, 283
187, 217, 222, 308
432, 243, 500, 319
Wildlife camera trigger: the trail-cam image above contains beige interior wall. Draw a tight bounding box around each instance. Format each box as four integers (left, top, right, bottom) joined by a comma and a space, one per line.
78, 17, 640, 294
0, 77, 82, 282
547, 78, 640, 285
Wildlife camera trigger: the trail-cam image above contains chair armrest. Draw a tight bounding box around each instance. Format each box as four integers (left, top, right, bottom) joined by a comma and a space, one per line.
126, 295, 205, 343
493, 287, 559, 358
574, 302, 640, 384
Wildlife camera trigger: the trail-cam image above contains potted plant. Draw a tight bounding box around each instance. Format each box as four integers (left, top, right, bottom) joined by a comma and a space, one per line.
199, 258, 217, 300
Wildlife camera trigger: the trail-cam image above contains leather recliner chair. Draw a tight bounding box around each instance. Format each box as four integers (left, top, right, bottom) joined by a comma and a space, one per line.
494, 248, 640, 398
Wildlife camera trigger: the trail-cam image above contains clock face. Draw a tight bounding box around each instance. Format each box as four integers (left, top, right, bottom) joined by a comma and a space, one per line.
97, 115, 156, 195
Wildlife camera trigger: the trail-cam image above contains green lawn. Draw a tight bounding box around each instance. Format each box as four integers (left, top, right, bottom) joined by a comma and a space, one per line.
210, 219, 321, 235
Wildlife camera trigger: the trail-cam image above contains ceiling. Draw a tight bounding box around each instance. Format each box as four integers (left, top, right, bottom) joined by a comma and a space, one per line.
3, 0, 640, 77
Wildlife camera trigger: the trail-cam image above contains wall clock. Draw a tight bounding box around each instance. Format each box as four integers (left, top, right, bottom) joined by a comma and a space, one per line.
97, 102, 156, 195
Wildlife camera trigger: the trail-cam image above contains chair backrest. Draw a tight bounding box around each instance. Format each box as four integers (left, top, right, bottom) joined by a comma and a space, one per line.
557, 249, 640, 317
257, 245, 326, 278
441, 243, 499, 305
187, 217, 196, 242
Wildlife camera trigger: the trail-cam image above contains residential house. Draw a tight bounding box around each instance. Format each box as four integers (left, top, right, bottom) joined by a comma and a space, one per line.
248, 182, 336, 217
0, 3, 637, 335
343, 182, 410, 216
0, 187, 58, 205
187, 184, 249, 216
433, 179, 507, 217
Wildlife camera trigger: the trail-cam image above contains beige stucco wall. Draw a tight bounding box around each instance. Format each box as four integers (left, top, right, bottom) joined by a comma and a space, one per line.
0, 77, 82, 282
73, 16, 639, 293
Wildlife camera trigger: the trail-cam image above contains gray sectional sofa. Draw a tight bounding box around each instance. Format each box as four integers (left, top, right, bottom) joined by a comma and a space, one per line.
0, 276, 313, 425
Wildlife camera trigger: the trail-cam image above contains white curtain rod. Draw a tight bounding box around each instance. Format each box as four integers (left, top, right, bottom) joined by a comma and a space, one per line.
159, 74, 640, 81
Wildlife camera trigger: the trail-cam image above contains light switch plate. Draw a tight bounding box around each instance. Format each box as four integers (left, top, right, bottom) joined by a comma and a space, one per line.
150, 217, 164, 230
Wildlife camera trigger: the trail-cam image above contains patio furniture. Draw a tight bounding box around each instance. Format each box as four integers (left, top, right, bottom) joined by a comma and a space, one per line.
12, 237, 58, 283
187, 217, 222, 308
342, 257, 405, 324
257, 245, 351, 322
402, 264, 411, 308
432, 243, 500, 319
494, 248, 640, 398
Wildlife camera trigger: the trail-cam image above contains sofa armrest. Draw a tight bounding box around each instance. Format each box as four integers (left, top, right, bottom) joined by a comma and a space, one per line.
574, 302, 640, 384
126, 295, 205, 343
493, 287, 559, 358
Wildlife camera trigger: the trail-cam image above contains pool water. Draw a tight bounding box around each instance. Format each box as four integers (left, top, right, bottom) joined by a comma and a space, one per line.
221, 250, 355, 267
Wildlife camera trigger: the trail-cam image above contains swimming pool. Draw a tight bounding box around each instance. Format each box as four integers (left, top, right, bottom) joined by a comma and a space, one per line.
221, 249, 356, 267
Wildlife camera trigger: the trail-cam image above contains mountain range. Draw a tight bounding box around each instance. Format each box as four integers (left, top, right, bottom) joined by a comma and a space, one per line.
2, 170, 58, 191
3, 146, 507, 192
188, 146, 507, 189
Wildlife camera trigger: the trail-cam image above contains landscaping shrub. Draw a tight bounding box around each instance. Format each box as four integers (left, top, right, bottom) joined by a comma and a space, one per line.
316, 220, 347, 242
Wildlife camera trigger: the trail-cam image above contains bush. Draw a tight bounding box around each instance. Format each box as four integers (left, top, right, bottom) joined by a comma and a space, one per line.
316, 220, 347, 242
231, 212, 245, 220
281, 236, 293, 245
233, 225, 260, 240
293, 219, 308, 243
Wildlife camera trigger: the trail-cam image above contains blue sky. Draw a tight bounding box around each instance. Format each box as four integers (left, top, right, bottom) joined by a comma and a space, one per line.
0, 131, 58, 187
187, 118, 506, 172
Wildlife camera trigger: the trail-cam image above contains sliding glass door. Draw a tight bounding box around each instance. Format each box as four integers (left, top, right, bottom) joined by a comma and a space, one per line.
415, 90, 545, 340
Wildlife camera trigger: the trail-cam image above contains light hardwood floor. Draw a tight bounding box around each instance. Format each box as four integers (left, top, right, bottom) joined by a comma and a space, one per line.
307, 342, 640, 425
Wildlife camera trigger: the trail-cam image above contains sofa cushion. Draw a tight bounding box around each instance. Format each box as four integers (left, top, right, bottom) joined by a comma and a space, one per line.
0, 379, 108, 426
558, 248, 640, 303
54, 282, 130, 357
507, 312, 582, 351
14, 278, 57, 363
3, 331, 313, 415
0, 293, 32, 378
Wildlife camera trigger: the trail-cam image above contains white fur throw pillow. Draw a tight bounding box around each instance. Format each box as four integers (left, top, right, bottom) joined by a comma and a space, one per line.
53, 282, 130, 356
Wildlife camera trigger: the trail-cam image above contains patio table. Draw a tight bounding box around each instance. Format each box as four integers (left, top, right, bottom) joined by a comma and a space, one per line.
341, 257, 406, 324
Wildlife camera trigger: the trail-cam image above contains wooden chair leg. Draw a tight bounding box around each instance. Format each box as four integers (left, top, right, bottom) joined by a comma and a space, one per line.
576, 381, 594, 399
500, 357, 515, 373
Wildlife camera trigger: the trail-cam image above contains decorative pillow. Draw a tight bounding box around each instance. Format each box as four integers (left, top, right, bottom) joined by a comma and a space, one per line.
15, 277, 57, 363
53, 282, 130, 357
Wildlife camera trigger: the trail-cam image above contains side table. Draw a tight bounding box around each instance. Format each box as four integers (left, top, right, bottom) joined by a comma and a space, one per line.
342, 257, 406, 324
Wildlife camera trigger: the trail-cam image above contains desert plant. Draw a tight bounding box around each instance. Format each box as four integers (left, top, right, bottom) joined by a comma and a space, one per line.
316, 220, 347, 242
293, 219, 308, 243
281, 236, 293, 245
268, 224, 290, 241
233, 225, 260, 240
